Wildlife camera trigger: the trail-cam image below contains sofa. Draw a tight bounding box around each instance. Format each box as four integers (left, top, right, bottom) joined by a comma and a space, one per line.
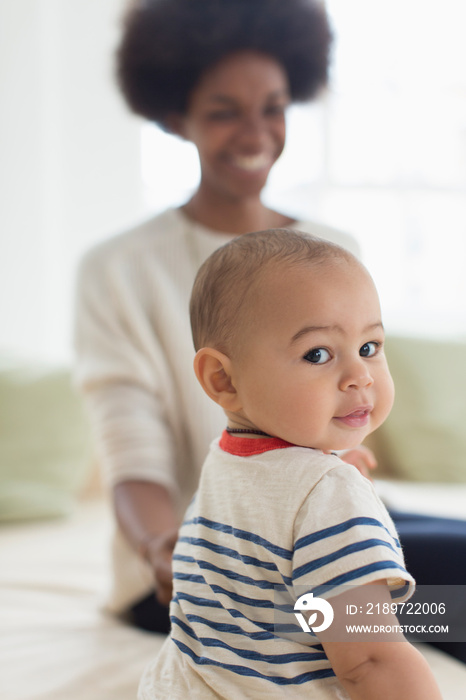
1, 335, 466, 699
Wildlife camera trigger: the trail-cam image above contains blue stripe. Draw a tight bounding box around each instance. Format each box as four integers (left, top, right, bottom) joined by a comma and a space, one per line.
173, 553, 196, 563
210, 583, 275, 609
184, 613, 276, 641
173, 638, 336, 685
172, 616, 327, 664
391, 582, 412, 600
294, 517, 401, 551
293, 538, 399, 580
307, 560, 409, 595
173, 572, 206, 585
173, 553, 291, 590
174, 592, 278, 634
183, 613, 325, 647
183, 516, 292, 560
174, 591, 223, 610
186, 583, 293, 615
177, 536, 282, 573
227, 607, 276, 630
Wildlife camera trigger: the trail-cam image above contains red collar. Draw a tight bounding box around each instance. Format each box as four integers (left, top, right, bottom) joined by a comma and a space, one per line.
219, 430, 295, 456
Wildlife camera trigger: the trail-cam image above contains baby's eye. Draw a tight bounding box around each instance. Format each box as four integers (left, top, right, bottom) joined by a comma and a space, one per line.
303, 348, 331, 364
360, 342, 379, 358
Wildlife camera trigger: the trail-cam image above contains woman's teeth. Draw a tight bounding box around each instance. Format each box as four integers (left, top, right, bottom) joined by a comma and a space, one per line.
233, 154, 270, 171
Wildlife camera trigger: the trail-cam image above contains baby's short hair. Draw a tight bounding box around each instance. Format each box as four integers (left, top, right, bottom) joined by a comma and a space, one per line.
190, 229, 354, 352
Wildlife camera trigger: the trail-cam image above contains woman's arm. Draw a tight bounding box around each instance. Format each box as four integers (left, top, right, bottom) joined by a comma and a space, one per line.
113, 480, 179, 606
74, 248, 189, 606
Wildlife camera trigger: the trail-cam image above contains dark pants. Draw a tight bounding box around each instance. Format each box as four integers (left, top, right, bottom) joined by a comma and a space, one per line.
391, 510, 466, 663
129, 510, 466, 663
128, 592, 171, 634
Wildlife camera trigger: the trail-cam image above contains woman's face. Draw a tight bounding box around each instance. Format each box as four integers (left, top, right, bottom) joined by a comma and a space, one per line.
176, 50, 290, 202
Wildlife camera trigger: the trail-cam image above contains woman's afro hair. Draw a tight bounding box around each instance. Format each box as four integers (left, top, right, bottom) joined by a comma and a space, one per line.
116, 0, 333, 128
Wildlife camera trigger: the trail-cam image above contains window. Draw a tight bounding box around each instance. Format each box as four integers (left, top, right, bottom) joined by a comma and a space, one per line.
141, 0, 466, 338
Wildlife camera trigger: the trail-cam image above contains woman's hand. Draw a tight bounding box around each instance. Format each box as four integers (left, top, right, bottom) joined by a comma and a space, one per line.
113, 480, 180, 606
340, 445, 377, 480
144, 528, 179, 606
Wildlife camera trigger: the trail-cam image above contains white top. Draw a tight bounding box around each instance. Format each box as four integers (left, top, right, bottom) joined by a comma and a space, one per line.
138, 432, 414, 699
74, 207, 361, 610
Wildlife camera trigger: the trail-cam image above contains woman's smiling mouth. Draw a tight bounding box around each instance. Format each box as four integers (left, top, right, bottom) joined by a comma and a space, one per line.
231, 153, 273, 172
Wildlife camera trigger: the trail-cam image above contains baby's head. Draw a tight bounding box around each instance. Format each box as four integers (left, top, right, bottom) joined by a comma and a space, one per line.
190, 229, 394, 452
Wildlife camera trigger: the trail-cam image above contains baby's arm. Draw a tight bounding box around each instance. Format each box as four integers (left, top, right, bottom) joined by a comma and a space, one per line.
319, 581, 443, 700
323, 637, 442, 699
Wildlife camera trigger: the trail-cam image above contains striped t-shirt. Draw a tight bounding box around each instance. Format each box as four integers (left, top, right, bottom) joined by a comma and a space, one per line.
138, 432, 414, 699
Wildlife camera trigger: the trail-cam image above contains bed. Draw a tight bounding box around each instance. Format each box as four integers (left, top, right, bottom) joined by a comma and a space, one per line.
1, 336, 466, 699
2, 485, 466, 700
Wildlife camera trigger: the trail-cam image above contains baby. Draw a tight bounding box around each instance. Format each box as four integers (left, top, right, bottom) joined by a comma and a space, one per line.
139, 230, 442, 699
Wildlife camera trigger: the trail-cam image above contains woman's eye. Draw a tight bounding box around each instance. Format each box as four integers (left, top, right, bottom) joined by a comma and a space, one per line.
303, 348, 331, 364
264, 104, 286, 117
360, 342, 379, 358
208, 110, 238, 121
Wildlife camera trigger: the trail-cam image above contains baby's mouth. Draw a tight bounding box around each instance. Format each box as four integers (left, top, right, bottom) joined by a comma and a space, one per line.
334, 406, 372, 428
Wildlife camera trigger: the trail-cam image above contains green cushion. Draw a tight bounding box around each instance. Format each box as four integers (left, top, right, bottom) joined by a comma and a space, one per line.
0, 359, 92, 521
371, 336, 466, 482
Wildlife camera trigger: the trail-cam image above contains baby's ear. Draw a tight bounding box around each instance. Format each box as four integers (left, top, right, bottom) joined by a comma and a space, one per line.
193, 348, 242, 411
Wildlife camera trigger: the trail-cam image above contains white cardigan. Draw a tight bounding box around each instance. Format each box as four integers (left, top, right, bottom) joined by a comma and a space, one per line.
74, 207, 359, 611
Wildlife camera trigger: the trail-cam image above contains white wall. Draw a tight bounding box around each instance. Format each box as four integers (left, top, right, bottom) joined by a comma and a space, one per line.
0, 0, 146, 362
1, 0, 465, 363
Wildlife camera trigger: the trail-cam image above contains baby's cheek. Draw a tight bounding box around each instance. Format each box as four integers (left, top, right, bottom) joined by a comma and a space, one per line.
386, 372, 395, 413
377, 373, 395, 424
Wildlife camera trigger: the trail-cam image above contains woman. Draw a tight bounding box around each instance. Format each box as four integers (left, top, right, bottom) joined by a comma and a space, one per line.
75, 0, 466, 662
75, 0, 352, 632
